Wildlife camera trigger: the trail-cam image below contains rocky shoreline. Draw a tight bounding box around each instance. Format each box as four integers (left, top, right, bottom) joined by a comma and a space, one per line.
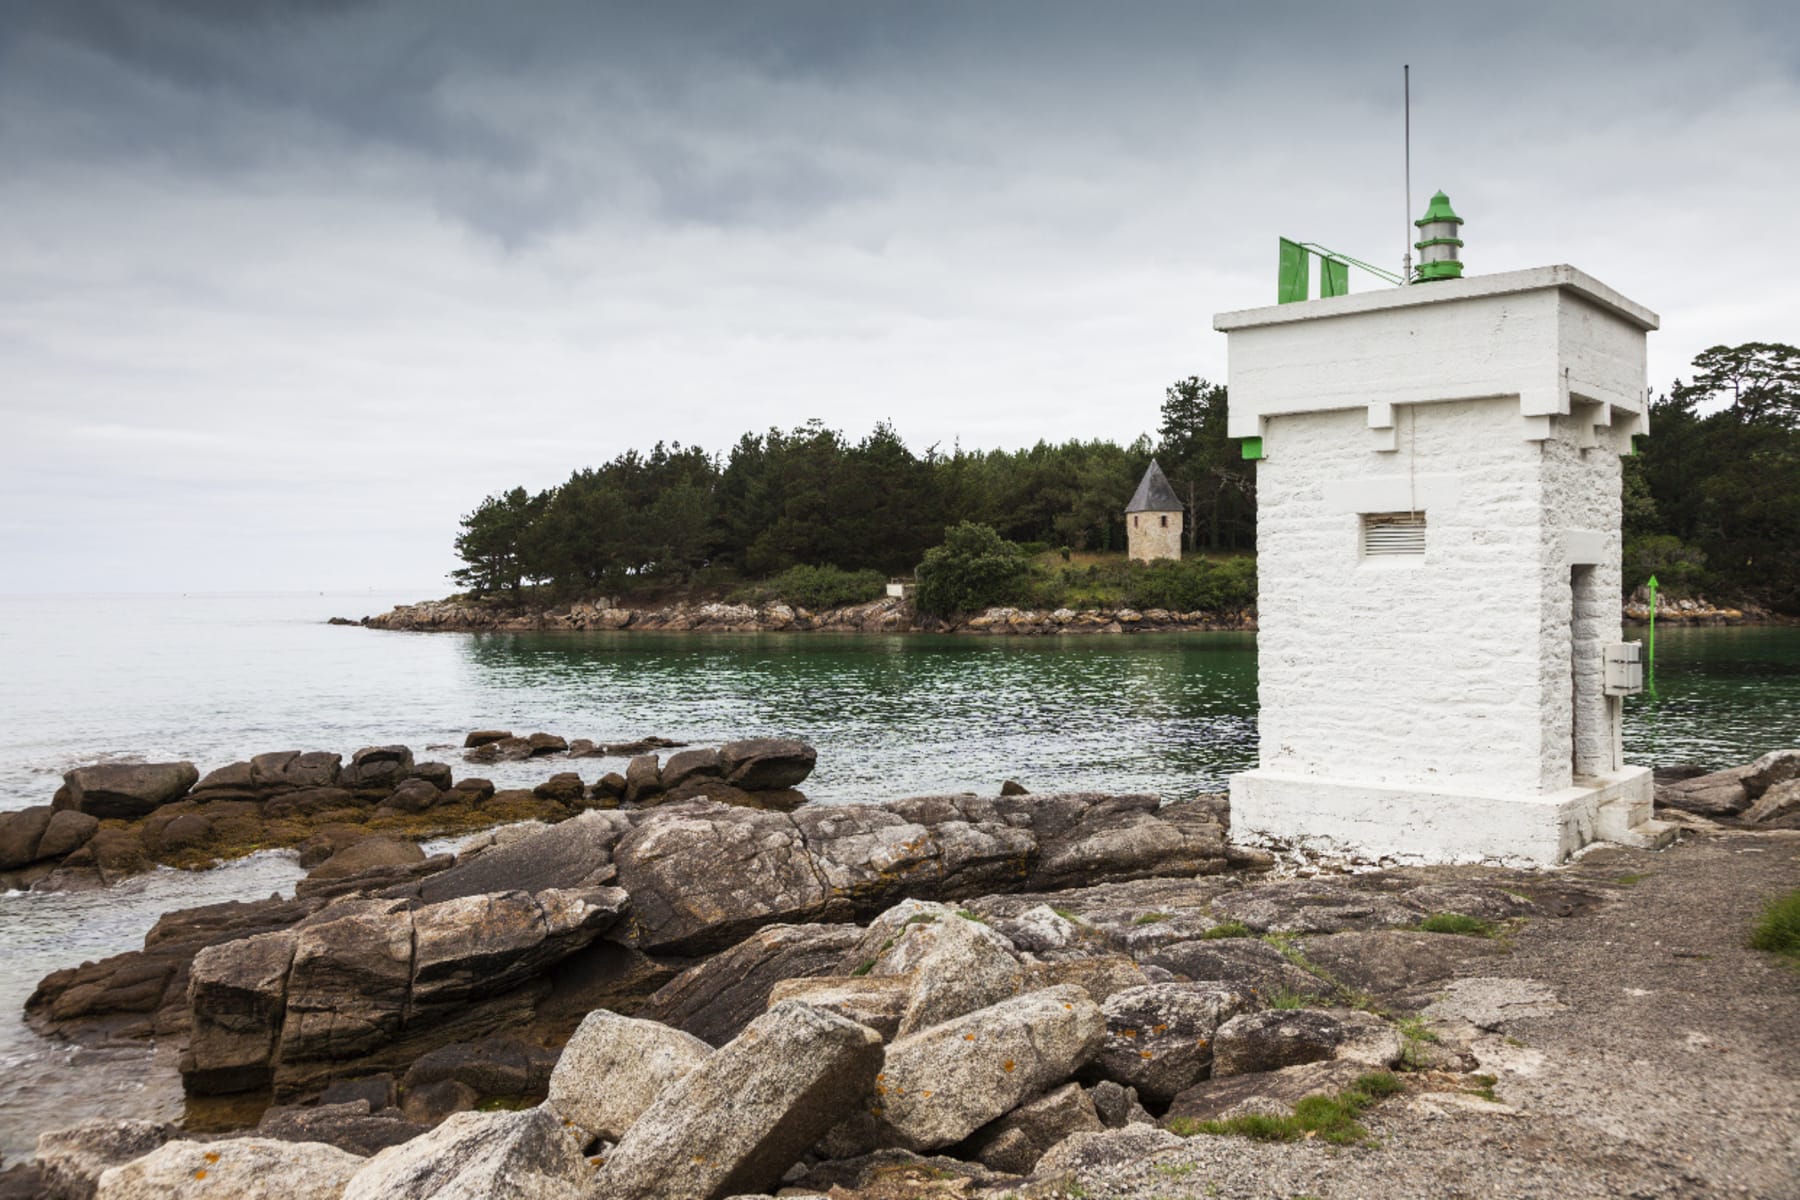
356, 597, 1256, 635
3, 750, 1795, 1199
0, 735, 820, 894
350, 593, 1783, 636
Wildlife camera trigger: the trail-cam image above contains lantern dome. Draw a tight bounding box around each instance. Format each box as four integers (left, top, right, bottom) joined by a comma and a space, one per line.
1413, 190, 1465, 281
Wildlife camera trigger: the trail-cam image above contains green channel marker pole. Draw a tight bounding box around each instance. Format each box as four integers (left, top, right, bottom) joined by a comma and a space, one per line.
1646, 574, 1659, 700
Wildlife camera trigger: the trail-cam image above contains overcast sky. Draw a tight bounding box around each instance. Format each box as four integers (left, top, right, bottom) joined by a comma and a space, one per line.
2, 0, 1796, 594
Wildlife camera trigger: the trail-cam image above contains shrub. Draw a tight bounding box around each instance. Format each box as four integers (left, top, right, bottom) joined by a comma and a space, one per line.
913, 523, 1031, 616
1749, 888, 1800, 959
1623, 534, 1706, 598
732, 564, 886, 610
1124, 556, 1257, 612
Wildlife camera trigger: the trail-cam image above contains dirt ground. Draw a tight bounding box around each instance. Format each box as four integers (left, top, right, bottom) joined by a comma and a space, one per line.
1059, 826, 1800, 1200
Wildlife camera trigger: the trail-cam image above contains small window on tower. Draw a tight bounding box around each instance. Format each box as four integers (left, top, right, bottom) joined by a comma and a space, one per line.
1160, 514, 1168, 527
1133, 515, 1139, 527
1361, 512, 1426, 557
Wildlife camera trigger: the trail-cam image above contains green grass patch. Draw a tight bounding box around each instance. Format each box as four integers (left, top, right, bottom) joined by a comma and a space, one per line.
1200, 920, 1252, 939
1749, 888, 1800, 960
850, 958, 876, 977
1417, 912, 1496, 938
955, 909, 987, 923
1613, 872, 1650, 887
1168, 1072, 1403, 1146
1133, 911, 1173, 925
1465, 1073, 1499, 1102
1266, 987, 1327, 1010
1050, 905, 1083, 922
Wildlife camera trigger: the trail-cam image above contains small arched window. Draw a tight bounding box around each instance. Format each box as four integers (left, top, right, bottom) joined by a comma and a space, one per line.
1160, 514, 1168, 527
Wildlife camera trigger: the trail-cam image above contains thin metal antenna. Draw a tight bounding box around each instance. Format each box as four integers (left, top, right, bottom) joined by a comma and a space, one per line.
1402, 65, 1412, 285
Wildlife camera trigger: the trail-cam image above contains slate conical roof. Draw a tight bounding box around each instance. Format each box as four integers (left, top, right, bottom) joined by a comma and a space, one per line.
1125, 459, 1182, 513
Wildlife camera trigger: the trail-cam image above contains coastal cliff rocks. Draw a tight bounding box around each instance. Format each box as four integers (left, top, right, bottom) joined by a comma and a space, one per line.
594, 1002, 886, 1200
872, 985, 1106, 1151
5, 737, 785, 893
634, 922, 863, 1046
1655, 747, 1800, 822
94, 1137, 365, 1200
962, 1082, 1105, 1174
182, 886, 629, 1096
1210, 1007, 1402, 1078
339, 1107, 588, 1200
544, 1011, 712, 1141
53, 762, 200, 820
1091, 984, 1252, 1103
33, 1119, 177, 1200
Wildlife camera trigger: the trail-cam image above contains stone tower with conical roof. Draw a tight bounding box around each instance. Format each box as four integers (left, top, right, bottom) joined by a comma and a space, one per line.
1125, 460, 1183, 562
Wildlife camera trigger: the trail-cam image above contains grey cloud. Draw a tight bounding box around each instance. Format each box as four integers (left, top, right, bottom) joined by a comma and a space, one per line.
0, 0, 1796, 590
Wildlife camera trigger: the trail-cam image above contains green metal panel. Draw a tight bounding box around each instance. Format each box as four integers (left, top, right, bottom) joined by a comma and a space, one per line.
1320, 256, 1349, 298
1278, 239, 1308, 304
1240, 436, 1264, 461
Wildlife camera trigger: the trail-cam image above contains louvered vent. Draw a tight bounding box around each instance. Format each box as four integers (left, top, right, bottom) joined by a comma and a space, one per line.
1361, 511, 1426, 557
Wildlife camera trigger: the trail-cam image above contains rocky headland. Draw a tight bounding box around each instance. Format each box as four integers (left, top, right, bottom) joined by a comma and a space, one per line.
3, 749, 1796, 1199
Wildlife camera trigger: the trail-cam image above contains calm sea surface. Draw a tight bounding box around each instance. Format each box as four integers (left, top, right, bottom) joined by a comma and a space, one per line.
0, 591, 1795, 1156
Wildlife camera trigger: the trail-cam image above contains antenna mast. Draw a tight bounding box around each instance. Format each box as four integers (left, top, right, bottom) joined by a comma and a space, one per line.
1402, 64, 1412, 285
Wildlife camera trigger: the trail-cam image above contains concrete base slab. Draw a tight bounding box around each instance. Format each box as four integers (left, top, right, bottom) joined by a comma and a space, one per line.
1228, 766, 1657, 867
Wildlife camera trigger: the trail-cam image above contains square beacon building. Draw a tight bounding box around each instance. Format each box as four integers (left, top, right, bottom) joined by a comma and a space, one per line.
1218, 263, 1669, 866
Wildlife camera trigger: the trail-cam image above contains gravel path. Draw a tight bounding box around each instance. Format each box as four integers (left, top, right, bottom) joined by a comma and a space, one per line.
1055, 828, 1800, 1200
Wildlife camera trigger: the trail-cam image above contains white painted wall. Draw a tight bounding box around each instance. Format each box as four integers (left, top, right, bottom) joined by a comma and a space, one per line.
1254, 397, 1550, 797
1219, 266, 1661, 864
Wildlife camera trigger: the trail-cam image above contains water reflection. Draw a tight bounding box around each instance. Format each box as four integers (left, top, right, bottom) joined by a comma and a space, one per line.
456, 632, 1263, 801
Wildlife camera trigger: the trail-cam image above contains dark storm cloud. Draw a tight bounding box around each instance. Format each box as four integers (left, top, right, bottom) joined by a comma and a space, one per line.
1, 0, 1796, 590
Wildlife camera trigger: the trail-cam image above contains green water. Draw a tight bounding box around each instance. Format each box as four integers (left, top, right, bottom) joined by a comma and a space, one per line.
1623, 624, 1800, 769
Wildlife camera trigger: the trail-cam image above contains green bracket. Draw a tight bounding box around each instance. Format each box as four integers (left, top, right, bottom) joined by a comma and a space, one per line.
1240, 437, 1264, 461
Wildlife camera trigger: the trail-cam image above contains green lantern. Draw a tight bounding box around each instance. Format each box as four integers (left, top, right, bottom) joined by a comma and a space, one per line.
1413, 190, 1464, 281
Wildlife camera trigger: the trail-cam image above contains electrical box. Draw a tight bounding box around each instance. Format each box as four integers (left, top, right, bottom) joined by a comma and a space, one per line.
1603, 642, 1644, 696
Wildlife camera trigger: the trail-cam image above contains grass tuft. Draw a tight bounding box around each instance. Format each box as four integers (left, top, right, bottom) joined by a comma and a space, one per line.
1417, 912, 1496, 938
1396, 1015, 1441, 1070
1133, 911, 1173, 925
1200, 920, 1253, 940
1266, 987, 1327, 1010
1168, 1072, 1402, 1145
1749, 888, 1800, 960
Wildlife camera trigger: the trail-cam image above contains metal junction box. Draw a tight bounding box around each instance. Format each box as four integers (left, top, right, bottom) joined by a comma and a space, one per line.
1603, 642, 1644, 696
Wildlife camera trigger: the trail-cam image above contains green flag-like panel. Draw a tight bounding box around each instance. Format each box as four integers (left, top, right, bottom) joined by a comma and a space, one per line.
1278, 238, 1307, 304
1320, 256, 1348, 298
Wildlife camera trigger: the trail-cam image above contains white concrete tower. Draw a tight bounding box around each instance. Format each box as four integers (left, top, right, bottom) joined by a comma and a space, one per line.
1218, 260, 1669, 865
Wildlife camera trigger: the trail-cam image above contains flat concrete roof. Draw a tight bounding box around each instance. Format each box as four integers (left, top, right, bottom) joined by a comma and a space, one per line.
1212, 264, 1660, 334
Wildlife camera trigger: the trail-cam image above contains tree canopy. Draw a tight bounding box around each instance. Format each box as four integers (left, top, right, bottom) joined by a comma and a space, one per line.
448, 377, 1257, 598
